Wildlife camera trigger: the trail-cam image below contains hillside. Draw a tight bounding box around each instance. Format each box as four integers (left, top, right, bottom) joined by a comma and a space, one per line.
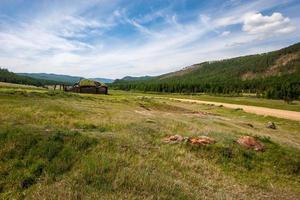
19, 73, 114, 84
18, 73, 83, 84
1, 86, 300, 199
0, 68, 61, 86
113, 42, 300, 100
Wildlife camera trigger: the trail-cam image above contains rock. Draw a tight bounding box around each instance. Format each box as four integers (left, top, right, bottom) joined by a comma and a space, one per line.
237, 136, 264, 151
146, 119, 156, 123
235, 108, 243, 111
139, 103, 151, 111
245, 123, 254, 128
189, 136, 216, 145
164, 135, 184, 143
266, 122, 276, 129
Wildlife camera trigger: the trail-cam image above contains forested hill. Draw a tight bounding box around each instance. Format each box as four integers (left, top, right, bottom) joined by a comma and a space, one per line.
0, 68, 62, 86
17, 73, 83, 84
18, 73, 114, 84
113, 42, 300, 100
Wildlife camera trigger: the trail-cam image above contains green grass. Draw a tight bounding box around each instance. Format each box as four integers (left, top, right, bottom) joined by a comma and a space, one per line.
0, 128, 96, 199
0, 81, 44, 90
1, 86, 300, 199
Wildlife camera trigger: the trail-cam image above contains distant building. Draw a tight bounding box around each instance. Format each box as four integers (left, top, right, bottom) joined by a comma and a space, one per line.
65, 79, 108, 94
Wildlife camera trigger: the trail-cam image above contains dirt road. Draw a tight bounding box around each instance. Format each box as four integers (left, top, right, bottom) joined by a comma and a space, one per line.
168, 98, 300, 122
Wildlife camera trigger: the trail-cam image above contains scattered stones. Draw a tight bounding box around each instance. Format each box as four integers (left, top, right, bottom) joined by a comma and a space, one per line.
266, 122, 276, 129
164, 135, 216, 145
189, 136, 216, 145
164, 134, 267, 153
237, 136, 264, 151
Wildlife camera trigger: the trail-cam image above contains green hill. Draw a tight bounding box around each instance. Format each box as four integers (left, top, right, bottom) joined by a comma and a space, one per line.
0, 68, 61, 86
113, 42, 300, 100
18, 73, 114, 84
17, 73, 83, 84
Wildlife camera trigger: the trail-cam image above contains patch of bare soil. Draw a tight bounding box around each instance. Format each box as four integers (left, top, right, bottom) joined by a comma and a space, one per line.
134, 110, 153, 116
167, 98, 300, 121
241, 52, 299, 80
264, 52, 299, 77
241, 71, 256, 80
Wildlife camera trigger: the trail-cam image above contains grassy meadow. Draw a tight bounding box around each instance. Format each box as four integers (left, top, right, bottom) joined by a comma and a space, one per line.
0, 83, 300, 199
112, 90, 300, 112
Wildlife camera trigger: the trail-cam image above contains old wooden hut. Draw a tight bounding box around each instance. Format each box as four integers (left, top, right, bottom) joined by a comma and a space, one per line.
65, 79, 108, 94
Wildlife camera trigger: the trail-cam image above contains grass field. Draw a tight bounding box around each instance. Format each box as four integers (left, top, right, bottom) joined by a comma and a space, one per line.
1, 84, 300, 199
112, 90, 300, 112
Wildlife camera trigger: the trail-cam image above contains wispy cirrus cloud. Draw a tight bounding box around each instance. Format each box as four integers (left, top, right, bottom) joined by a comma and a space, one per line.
0, 0, 299, 78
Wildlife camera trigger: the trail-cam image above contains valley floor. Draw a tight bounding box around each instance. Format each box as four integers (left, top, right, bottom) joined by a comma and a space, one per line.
0, 85, 300, 199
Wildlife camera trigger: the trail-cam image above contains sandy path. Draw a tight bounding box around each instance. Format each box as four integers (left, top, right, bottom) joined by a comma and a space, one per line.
167, 98, 300, 122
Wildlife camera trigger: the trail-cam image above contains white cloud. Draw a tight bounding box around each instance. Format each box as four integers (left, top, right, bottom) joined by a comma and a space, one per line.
242, 12, 295, 35
220, 31, 231, 36
213, 16, 241, 27
0, 0, 299, 78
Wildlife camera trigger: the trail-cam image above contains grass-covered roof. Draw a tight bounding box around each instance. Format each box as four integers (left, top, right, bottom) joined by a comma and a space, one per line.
78, 79, 106, 87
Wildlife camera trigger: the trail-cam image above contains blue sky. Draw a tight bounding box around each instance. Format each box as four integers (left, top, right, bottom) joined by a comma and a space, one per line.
0, 0, 299, 78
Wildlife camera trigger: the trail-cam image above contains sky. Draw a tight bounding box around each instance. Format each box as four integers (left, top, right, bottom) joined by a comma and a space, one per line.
0, 0, 299, 79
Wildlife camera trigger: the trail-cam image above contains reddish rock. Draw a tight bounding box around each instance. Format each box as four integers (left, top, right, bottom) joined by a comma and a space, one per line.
237, 136, 264, 151
189, 136, 216, 145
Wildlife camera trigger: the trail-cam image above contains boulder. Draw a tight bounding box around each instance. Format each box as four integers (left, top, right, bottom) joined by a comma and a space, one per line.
266, 122, 276, 129
237, 136, 264, 151
189, 136, 216, 145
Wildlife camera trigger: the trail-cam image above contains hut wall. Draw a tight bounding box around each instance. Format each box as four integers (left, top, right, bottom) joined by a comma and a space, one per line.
98, 86, 108, 94
79, 86, 97, 94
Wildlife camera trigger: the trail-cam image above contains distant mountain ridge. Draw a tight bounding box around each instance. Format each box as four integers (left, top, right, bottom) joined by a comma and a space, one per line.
18, 73, 114, 84
89, 78, 114, 83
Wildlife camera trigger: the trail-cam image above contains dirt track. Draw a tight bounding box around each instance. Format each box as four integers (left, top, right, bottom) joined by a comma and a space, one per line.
168, 98, 300, 122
